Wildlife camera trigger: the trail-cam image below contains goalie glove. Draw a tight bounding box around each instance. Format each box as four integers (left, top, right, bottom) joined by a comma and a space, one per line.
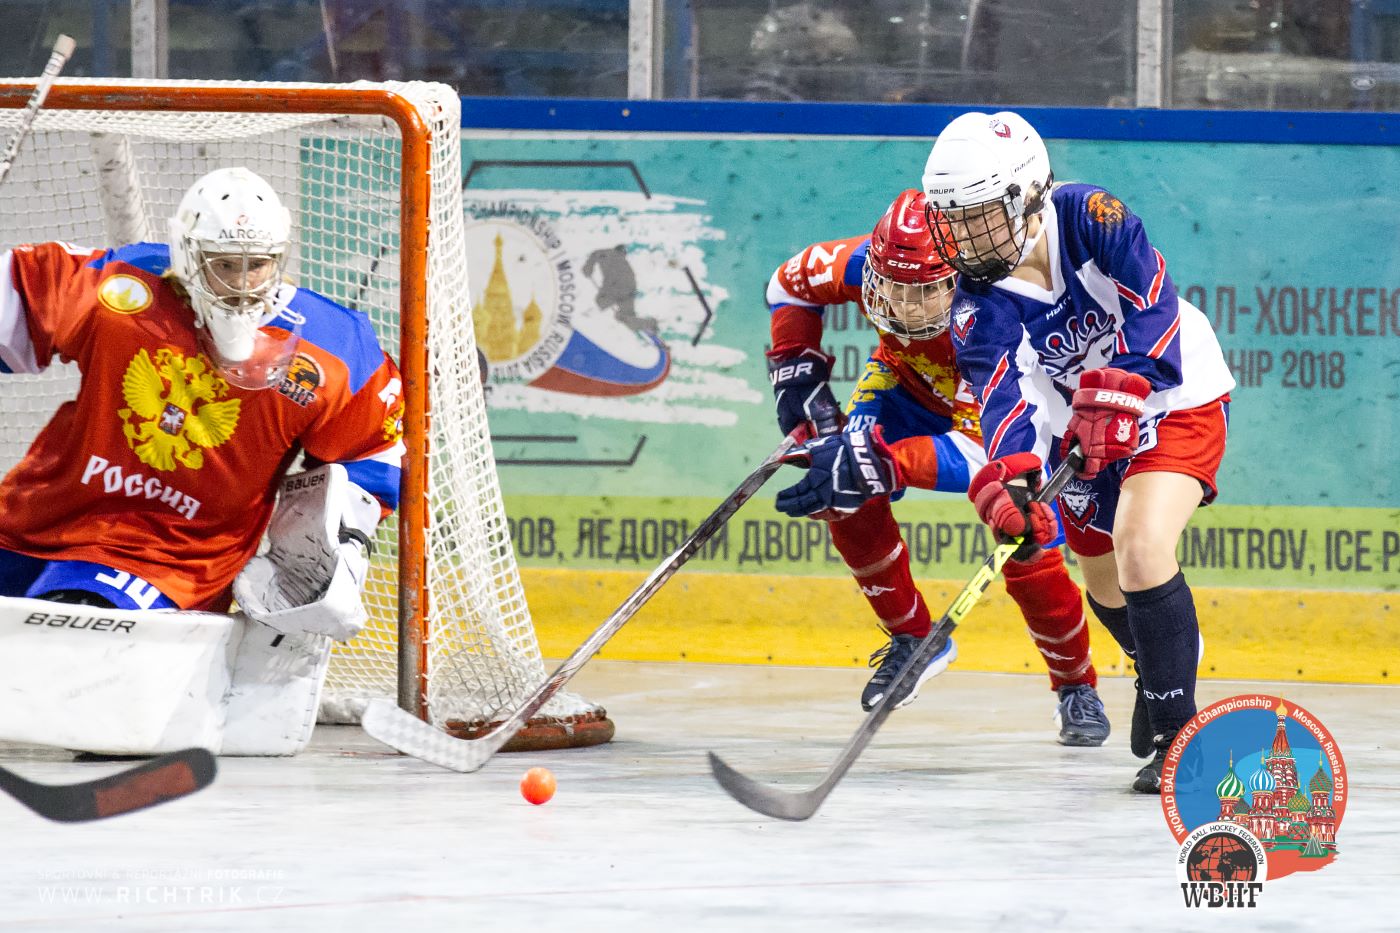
233, 464, 381, 642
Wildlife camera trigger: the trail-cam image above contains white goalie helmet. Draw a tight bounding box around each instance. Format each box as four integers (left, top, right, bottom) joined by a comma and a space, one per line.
169, 167, 299, 389
921, 111, 1053, 284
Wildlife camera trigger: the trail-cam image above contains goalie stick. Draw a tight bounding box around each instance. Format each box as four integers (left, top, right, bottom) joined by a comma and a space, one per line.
362, 431, 804, 772
708, 448, 1084, 821
0, 748, 216, 822
0, 34, 76, 186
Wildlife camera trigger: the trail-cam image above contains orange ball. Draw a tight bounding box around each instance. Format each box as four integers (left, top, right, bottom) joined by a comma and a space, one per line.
520, 767, 556, 805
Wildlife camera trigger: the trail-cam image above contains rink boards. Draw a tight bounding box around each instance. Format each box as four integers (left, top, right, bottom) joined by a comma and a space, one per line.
444, 101, 1400, 688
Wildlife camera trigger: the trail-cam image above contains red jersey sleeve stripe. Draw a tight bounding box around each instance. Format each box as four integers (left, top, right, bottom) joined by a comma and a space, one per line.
1147, 314, 1181, 359
981, 352, 1010, 404
1114, 279, 1147, 311
1146, 249, 1167, 305
986, 398, 1029, 460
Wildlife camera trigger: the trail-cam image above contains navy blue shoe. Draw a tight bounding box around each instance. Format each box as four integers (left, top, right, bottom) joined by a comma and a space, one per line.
860, 631, 957, 711
1055, 683, 1111, 747
1133, 734, 1171, 794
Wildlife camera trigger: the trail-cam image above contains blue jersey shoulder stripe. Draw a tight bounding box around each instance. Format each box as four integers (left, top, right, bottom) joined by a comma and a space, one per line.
845, 239, 869, 288
341, 460, 402, 509
282, 289, 387, 396
87, 242, 171, 275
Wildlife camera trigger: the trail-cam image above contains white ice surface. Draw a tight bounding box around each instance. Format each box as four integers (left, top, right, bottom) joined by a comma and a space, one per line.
2, 664, 1397, 932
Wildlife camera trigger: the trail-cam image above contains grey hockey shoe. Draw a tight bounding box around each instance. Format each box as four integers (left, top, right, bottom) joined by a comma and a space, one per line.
1054, 683, 1111, 747
860, 631, 957, 711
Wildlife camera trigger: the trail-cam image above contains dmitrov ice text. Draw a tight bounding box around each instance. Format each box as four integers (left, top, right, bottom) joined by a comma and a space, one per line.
510, 509, 1400, 585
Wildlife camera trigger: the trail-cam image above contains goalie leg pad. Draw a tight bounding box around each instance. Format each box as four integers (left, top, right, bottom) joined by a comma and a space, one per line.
0, 596, 333, 756
0, 595, 235, 755
220, 616, 331, 757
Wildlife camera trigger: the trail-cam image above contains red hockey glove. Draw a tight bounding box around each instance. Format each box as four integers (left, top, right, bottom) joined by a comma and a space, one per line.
967, 452, 1056, 562
1060, 367, 1151, 479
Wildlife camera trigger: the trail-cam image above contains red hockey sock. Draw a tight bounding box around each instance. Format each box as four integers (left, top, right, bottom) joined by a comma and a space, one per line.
1002, 549, 1096, 690
827, 497, 930, 638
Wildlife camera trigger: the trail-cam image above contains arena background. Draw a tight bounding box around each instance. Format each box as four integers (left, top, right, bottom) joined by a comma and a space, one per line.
459, 102, 1400, 686
6, 1, 1399, 685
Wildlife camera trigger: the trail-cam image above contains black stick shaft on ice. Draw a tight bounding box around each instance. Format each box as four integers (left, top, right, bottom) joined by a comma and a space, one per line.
0, 748, 217, 822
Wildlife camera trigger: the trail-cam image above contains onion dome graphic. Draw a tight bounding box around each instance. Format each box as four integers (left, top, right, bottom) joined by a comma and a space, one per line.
1248, 765, 1276, 793
1309, 766, 1332, 795
1216, 752, 1246, 800
1287, 792, 1311, 812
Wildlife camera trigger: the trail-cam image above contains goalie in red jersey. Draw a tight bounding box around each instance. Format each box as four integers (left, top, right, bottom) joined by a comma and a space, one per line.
0, 167, 404, 755
765, 189, 1110, 746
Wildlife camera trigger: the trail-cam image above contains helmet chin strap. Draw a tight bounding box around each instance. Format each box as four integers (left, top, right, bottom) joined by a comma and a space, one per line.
1015, 212, 1045, 268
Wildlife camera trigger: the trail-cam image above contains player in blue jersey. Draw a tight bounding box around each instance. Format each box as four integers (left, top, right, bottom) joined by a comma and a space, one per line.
764, 192, 1110, 745
921, 112, 1236, 793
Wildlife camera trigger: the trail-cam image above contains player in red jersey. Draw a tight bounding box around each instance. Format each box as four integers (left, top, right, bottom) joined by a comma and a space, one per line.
0, 167, 402, 641
765, 189, 1110, 745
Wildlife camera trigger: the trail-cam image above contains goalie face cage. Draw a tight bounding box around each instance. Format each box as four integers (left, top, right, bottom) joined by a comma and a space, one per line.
0, 79, 611, 750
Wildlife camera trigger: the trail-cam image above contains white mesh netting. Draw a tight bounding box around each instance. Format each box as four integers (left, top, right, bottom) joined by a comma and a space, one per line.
0, 79, 605, 738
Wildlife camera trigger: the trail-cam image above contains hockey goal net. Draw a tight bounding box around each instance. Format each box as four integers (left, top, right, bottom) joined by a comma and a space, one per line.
0, 78, 612, 750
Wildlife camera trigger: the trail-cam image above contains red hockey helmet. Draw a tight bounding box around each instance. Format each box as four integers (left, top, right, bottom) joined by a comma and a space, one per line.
862, 189, 957, 339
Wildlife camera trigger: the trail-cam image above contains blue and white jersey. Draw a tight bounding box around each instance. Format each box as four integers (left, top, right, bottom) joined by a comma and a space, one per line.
949, 183, 1235, 459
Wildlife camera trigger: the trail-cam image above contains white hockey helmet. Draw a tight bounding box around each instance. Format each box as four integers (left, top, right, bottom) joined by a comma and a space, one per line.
921, 111, 1053, 284
169, 167, 299, 389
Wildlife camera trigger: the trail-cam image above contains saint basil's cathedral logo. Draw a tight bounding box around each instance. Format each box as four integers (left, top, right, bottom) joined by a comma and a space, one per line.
465, 203, 670, 398
1161, 695, 1347, 908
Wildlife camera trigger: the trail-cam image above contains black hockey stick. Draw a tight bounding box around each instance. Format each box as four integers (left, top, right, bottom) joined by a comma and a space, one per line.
0, 748, 216, 822
362, 431, 805, 772
708, 448, 1083, 820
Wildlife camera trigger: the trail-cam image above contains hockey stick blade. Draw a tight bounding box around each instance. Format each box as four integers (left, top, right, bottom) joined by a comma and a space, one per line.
709, 449, 1083, 820
363, 433, 803, 772
0, 748, 216, 822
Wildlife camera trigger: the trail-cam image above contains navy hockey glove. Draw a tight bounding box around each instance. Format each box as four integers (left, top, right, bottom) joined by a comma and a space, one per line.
775, 427, 903, 520
768, 347, 844, 441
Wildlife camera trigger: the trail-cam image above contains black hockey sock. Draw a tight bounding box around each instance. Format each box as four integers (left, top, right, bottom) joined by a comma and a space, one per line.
1124, 571, 1199, 738
1086, 592, 1136, 663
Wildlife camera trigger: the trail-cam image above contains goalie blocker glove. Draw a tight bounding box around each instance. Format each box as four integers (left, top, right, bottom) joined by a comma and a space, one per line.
775, 428, 903, 520
233, 463, 381, 642
768, 347, 844, 440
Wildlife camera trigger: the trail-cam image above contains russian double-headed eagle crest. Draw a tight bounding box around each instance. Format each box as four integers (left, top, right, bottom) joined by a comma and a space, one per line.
118, 348, 242, 471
